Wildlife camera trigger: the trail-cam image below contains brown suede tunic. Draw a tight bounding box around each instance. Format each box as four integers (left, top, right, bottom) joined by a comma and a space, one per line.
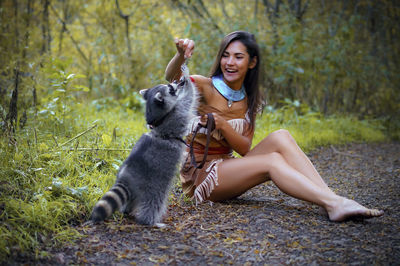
180, 94, 250, 204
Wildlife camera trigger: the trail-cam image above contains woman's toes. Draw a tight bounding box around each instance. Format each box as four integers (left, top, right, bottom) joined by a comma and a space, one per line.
327, 198, 383, 222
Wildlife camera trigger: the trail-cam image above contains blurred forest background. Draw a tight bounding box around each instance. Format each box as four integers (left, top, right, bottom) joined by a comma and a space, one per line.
0, 0, 399, 261
1, 0, 399, 130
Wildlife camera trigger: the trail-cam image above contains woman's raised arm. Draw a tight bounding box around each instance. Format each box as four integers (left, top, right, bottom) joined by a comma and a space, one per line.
165, 38, 195, 82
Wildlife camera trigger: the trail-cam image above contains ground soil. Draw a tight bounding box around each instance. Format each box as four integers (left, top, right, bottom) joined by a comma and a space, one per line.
9, 142, 400, 265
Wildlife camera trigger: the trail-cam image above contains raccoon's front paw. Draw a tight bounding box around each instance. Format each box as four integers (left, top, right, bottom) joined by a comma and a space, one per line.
155, 223, 167, 228
82, 220, 96, 226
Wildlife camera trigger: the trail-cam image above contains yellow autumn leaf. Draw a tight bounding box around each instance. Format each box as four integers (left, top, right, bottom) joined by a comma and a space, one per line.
14, 152, 24, 162
38, 143, 49, 152
102, 134, 112, 146
287, 241, 300, 248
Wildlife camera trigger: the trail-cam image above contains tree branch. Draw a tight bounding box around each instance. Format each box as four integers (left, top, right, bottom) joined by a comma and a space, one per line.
49, 3, 89, 63
59, 124, 97, 147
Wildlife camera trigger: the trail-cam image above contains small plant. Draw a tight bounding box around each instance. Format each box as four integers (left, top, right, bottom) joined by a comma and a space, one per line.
38, 58, 89, 128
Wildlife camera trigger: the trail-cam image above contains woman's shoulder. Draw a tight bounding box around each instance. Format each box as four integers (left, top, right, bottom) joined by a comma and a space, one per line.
190, 75, 210, 86
190, 75, 213, 97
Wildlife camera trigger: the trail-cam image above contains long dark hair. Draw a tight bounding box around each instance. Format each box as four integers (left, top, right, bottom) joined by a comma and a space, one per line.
209, 31, 262, 130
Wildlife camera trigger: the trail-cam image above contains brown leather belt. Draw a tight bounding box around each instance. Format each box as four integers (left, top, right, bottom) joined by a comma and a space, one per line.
187, 145, 232, 155
189, 113, 215, 169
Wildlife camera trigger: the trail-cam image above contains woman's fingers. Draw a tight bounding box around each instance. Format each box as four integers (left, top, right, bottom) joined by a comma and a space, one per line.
175, 38, 195, 59
185, 39, 194, 58
199, 113, 226, 130
199, 114, 208, 126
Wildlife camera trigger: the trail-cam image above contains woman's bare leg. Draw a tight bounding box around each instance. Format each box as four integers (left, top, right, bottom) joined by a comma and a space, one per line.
209, 153, 337, 206
247, 129, 332, 192
209, 152, 384, 221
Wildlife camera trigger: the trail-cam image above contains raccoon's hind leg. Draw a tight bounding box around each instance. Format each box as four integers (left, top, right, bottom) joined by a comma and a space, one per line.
122, 198, 136, 215
134, 197, 168, 226
90, 183, 131, 223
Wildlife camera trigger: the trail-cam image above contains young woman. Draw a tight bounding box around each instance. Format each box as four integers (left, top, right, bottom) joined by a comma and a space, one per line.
165, 31, 383, 222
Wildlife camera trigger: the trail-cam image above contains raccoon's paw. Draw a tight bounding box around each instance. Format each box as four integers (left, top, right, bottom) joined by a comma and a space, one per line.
82, 220, 96, 227
155, 223, 167, 228
90, 211, 106, 224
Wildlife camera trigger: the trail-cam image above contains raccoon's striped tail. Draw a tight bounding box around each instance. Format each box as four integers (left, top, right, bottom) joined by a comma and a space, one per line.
90, 183, 130, 223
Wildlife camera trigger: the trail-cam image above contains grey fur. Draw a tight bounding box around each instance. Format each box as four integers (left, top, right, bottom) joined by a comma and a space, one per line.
90, 72, 197, 225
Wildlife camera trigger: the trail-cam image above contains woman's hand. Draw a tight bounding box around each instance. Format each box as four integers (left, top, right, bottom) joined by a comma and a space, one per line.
200, 113, 227, 131
200, 112, 253, 156
165, 38, 195, 82
174, 38, 195, 59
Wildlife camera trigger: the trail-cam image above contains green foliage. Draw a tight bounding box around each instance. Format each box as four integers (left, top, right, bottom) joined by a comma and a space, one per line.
38, 58, 89, 128
0, 97, 390, 261
259, 3, 400, 116
0, 101, 146, 261
1, 0, 399, 125
254, 100, 387, 153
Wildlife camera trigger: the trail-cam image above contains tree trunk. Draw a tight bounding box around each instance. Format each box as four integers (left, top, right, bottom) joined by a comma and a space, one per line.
6, 69, 19, 133
288, 0, 309, 21
115, 0, 132, 60
41, 0, 51, 54
58, 0, 69, 55
262, 0, 281, 54
22, 0, 33, 60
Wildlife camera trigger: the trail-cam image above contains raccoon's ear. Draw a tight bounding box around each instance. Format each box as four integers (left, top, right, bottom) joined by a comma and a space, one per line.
154, 91, 163, 103
139, 89, 149, 100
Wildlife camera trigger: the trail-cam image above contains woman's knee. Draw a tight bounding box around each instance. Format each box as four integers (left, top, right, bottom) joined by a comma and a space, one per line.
271, 129, 293, 140
266, 129, 295, 148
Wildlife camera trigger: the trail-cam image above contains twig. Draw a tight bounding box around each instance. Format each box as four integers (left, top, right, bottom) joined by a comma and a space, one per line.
59, 124, 97, 147
33, 127, 38, 145
52, 134, 59, 147
66, 147, 131, 152
330, 145, 365, 158
191, 239, 207, 248
221, 249, 234, 260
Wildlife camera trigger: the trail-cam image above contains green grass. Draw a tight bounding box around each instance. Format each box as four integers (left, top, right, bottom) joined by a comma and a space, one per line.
0, 100, 393, 262
0, 101, 146, 261
253, 110, 387, 152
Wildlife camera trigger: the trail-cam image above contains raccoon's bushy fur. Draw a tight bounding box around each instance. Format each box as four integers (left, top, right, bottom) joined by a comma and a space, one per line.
90, 70, 197, 225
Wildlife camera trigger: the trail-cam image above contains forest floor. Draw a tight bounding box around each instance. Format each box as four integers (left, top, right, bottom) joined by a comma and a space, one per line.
9, 142, 400, 265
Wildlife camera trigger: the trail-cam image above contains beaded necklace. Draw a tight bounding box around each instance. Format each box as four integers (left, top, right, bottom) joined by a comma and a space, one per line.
211, 74, 246, 108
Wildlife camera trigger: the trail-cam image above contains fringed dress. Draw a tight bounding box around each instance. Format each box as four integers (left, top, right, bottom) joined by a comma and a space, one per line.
180, 99, 250, 205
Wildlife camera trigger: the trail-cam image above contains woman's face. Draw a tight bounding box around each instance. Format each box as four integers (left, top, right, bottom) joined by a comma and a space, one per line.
220, 40, 255, 88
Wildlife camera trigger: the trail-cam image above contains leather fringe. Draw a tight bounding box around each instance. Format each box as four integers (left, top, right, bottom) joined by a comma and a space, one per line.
194, 159, 223, 205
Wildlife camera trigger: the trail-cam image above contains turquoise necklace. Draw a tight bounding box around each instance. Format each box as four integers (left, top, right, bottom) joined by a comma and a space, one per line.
211, 74, 246, 108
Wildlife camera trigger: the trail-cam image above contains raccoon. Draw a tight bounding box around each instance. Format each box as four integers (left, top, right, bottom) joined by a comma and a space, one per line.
90, 67, 197, 225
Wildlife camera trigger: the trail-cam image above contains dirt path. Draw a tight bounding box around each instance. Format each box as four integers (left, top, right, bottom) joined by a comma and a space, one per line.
14, 143, 400, 265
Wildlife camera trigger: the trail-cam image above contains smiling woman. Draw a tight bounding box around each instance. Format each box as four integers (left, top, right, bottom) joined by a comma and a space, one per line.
164, 31, 384, 222
219, 41, 257, 91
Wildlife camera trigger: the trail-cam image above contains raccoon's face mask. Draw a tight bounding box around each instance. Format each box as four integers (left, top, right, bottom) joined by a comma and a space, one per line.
139, 77, 188, 128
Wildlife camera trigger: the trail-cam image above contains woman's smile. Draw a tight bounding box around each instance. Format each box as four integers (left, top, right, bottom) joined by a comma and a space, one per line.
220, 40, 251, 90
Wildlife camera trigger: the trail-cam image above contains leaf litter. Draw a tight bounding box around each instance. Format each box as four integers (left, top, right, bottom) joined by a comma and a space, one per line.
8, 142, 400, 265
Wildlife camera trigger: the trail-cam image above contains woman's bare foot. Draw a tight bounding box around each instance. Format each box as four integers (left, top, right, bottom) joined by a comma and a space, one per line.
327, 197, 384, 222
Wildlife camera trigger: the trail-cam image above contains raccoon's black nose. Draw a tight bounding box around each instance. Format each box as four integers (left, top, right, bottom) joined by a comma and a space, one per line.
178, 77, 186, 87
167, 84, 176, 96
